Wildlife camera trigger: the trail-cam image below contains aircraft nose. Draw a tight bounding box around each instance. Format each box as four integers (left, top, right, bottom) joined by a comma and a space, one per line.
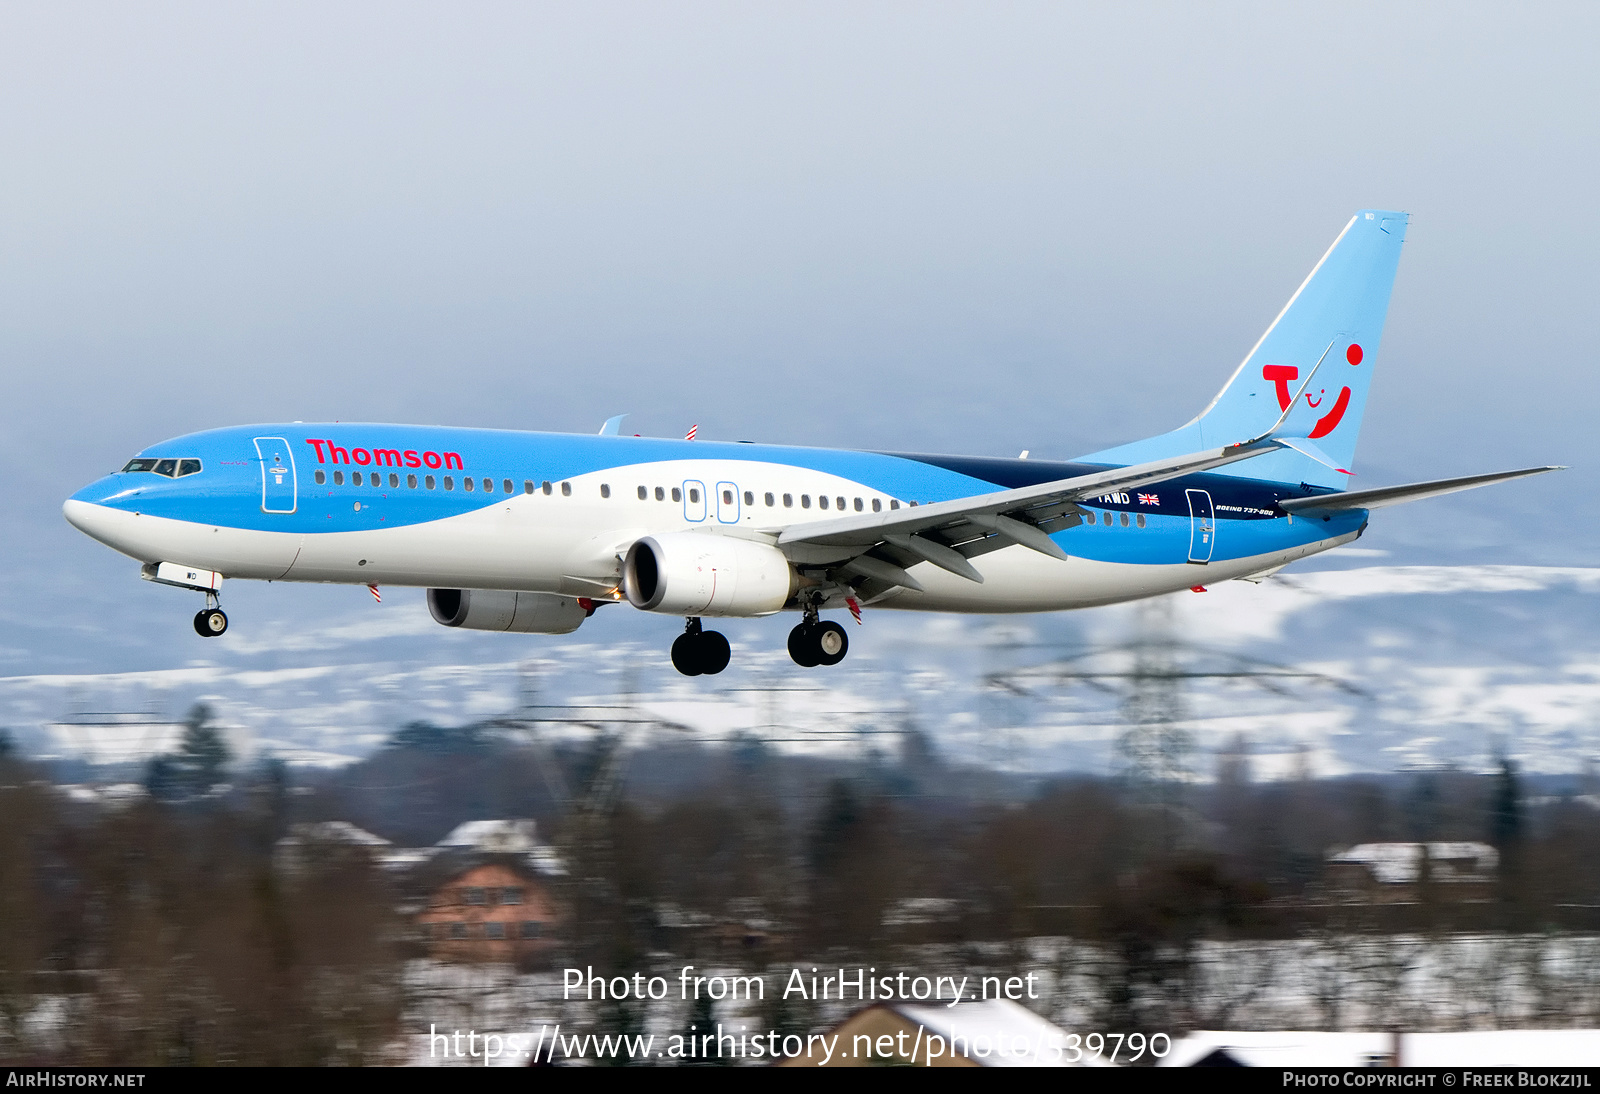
63, 496, 159, 562
68, 472, 148, 508
63, 497, 112, 536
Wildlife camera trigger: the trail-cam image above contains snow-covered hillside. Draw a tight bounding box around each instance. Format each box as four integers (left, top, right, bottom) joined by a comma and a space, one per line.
4, 565, 1598, 778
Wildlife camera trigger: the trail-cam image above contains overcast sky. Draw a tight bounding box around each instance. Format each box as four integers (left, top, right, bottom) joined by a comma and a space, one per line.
2, 2, 1596, 673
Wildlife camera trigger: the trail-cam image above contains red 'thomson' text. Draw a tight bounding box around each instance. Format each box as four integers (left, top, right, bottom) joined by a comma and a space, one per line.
304, 439, 463, 471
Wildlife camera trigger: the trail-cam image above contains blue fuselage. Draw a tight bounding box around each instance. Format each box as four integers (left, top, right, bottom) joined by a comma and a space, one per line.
65, 423, 1364, 617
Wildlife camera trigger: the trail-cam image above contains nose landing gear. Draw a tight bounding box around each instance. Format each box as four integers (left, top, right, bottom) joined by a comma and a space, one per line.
670, 617, 730, 676
192, 592, 228, 637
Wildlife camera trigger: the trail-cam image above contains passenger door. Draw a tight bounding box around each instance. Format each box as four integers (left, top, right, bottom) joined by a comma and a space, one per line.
1186, 488, 1214, 563
254, 437, 297, 514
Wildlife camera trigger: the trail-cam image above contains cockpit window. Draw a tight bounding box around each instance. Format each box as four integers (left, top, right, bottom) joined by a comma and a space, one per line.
121, 457, 203, 477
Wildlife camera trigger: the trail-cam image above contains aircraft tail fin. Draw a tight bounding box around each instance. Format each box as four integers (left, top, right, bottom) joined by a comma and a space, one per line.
1084, 210, 1408, 489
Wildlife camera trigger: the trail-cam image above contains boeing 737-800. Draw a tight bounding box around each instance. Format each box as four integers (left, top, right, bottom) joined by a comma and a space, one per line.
64, 211, 1557, 675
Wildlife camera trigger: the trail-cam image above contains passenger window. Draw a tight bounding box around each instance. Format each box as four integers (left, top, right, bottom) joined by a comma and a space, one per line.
765, 492, 774, 507
688, 488, 700, 503
722, 489, 733, 504
783, 494, 793, 508
464, 478, 474, 492
1120, 512, 1129, 527
854, 497, 863, 511
372, 474, 380, 487
353, 471, 364, 486
837, 496, 846, 511
407, 474, 417, 488
426, 475, 436, 489
908, 501, 918, 507
153, 459, 177, 477
542, 481, 552, 495
872, 498, 881, 512
744, 491, 753, 505
600, 484, 611, 498
1136, 513, 1146, 528
655, 487, 665, 501
890, 500, 899, 510
671, 487, 681, 502
524, 481, 534, 494
819, 496, 829, 510
444, 476, 454, 490
561, 482, 571, 496
503, 479, 513, 494
315, 470, 326, 485
482, 478, 492, 493
334, 471, 345, 486
1103, 511, 1112, 525
801, 495, 811, 509
389, 473, 399, 488
178, 459, 202, 477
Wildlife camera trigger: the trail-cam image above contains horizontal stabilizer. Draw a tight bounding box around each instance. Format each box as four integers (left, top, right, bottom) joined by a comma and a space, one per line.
1278, 466, 1563, 514
1273, 436, 1351, 475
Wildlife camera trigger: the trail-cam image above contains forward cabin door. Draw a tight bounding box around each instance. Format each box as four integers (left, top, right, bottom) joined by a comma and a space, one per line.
1185, 488, 1214, 563
253, 437, 297, 514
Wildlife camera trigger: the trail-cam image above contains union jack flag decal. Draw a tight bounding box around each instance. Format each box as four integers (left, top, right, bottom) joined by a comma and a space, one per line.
1138, 493, 1160, 506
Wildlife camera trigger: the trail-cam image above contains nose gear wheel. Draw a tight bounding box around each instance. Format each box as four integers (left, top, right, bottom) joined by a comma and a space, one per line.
193, 608, 229, 637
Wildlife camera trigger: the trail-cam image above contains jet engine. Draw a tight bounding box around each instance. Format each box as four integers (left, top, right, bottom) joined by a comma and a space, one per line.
426, 589, 589, 634
621, 533, 796, 617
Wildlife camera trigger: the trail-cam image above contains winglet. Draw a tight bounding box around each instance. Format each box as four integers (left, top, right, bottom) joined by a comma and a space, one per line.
598, 414, 627, 437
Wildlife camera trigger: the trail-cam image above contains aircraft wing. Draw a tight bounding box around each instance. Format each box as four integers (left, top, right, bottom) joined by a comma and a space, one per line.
773, 440, 1280, 589
1278, 466, 1563, 514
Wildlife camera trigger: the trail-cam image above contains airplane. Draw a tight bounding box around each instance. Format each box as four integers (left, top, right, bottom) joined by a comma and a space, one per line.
64, 210, 1559, 676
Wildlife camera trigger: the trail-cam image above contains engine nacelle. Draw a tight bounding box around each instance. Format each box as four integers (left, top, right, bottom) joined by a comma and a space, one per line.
621, 533, 796, 617
426, 589, 589, 634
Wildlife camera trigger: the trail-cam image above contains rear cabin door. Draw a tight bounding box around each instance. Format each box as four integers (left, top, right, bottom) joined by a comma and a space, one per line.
1185, 488, 1214, 563
253, 437, 297, 514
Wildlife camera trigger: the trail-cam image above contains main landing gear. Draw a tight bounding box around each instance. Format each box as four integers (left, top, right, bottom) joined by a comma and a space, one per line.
671, 617, 730, 677
192, 592, 228, 638
667, 605, 852, 676
787, 604, 848, 668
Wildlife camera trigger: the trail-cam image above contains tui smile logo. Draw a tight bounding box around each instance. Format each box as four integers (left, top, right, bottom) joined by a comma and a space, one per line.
1262, 343, 1362, 438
